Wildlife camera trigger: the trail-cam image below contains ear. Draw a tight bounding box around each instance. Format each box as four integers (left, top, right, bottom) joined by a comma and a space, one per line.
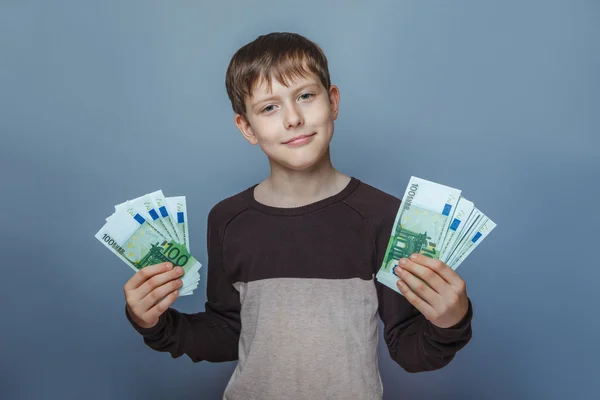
234, 114, 259, 145
328, 84, 340, 121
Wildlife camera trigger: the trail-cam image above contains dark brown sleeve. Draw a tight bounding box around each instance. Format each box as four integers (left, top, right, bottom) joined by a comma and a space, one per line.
125, 206, 241, 363
376, 281, 473, 372
373, 201, 473, 372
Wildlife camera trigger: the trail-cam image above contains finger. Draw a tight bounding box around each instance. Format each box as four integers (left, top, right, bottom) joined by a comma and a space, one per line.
396, 279, 435, 317
397, 258, 447, 295
139, 278, 183, 311
136, 266, 185, 300
124, 262, 174, 292
409, 253, 460, 286
394, 265, 439, 307
145, 289, 180, 322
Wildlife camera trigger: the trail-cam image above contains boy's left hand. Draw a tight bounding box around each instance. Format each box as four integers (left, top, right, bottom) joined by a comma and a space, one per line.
394, 253, 469, 329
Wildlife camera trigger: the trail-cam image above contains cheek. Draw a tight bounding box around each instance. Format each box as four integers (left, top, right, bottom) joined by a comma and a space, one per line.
252, 121, 279, 142
308, 102, 332, 126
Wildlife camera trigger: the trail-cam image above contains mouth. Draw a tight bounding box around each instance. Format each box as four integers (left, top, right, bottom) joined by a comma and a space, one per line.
283, 132, 317, 145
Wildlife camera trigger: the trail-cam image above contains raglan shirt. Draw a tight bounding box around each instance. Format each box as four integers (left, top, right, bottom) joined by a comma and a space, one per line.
125, 177, 473, 400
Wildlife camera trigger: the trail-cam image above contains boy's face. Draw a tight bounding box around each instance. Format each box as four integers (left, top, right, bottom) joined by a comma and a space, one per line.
235, 71, 340, 172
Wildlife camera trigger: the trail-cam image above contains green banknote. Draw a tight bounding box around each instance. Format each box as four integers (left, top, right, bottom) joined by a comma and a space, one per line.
149, 190, 183, 244
95, 208, 200, 296
115, 193, 173, 243
439, 197, 474, 263
444, 207, 484, 268
376, 176, 461, 295
447, 215, 496, 269
167, 196, 189, 252
450, 217, 496, 269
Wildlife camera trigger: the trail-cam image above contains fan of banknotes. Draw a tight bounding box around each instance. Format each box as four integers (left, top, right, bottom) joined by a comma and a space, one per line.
94, 190, 201, 296
376, 176, 496, 295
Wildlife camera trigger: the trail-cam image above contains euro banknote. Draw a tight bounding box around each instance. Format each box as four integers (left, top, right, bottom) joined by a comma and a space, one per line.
376, 176, 496, 296
95, 191, 200, 296
167, 196, 190, 252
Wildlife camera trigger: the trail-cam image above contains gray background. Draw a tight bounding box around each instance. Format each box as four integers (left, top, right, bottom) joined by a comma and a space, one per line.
1, 1, 598, 399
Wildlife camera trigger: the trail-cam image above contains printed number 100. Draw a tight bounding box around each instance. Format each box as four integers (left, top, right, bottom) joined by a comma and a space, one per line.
164, 242, 189, 267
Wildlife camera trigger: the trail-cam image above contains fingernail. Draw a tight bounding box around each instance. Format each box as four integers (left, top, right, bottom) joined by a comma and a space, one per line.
177, 266, 184, 274
166, 262, 173, 269
399, 258, 407, 265
410, 254, 418, 260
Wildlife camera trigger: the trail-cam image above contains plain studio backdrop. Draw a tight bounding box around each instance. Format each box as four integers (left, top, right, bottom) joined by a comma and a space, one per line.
1, 1, 598, 399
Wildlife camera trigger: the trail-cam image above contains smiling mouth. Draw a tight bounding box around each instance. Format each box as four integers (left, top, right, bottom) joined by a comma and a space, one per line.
283, 132, 317, 145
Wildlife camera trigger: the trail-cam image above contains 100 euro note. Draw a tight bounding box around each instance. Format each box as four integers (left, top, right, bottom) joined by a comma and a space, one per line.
446, 213, 496, 269
443, 207, 485, 267
376, 176, 461, 295
115, 193, 173, 244
439, 197, 474, 263
95, 209, 201, 296
148, 190, 182, 244
166, 196, 189, 252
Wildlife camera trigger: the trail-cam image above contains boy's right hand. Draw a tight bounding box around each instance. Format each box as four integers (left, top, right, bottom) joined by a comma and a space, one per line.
123, 262, 184, 329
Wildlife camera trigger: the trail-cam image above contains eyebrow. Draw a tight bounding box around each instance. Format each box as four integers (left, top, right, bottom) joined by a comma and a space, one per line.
251, 83, 320, 109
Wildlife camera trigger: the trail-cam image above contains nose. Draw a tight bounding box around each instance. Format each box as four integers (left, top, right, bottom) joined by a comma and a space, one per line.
284, 105, 303, 129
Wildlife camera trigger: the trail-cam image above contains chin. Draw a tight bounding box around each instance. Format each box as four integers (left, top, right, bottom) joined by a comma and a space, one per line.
267, 136, 331, 170
280, 152, 329, 171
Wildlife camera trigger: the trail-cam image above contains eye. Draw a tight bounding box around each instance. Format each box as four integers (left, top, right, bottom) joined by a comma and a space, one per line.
299, 93, 314, 100
261, 105, 275, 113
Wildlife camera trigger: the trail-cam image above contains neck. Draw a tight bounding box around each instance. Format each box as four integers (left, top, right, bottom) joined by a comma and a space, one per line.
259, 148, 350, 207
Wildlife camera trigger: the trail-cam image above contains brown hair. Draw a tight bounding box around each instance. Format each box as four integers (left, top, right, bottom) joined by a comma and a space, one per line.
225, 32, 331, 120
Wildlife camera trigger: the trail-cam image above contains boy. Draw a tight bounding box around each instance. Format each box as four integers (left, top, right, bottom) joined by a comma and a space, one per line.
123, 32, 473, 400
